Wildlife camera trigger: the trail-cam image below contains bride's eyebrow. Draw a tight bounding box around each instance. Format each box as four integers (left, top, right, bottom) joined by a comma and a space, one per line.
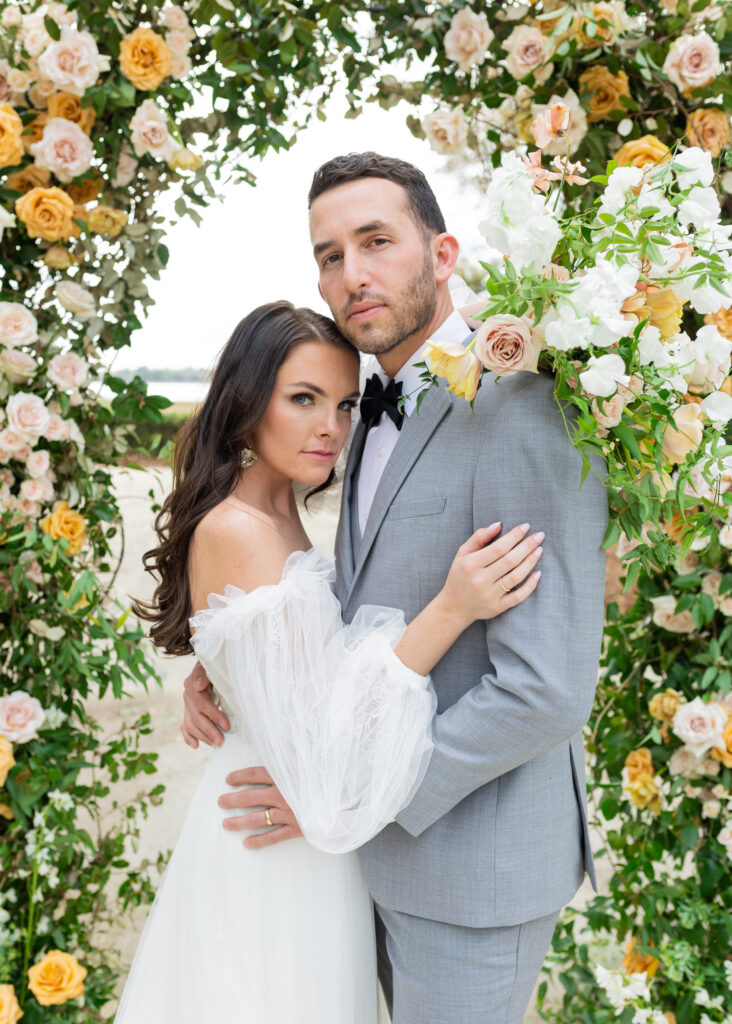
289, 382, 360, 400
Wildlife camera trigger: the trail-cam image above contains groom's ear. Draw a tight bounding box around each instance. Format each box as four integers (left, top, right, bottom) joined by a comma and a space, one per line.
431, 232, 460, 286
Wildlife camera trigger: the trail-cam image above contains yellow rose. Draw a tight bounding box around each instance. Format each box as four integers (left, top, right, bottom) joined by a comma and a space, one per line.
119, 27, 173, 91
21, 111, 48, 153
167, 147, 203, 171
648, 688, 682, 724
705, 305, 732, 340
0, 983, 22, 1024
662, 403, 704, 464
711, 716, 732, 769
624, 746, 653, 783
0, 103, 24, 170
425, 339, 482, 402
65, 171, 103, 205
0, 736, 14, 787
575, 1, 626, 48
624, 772, 662, 813
5, 165, 52, 194
0, 803, 13, 821
578, 65, 631, 122
46, 92, 96, 136
43, 245, 79, 270
645, 287, 683, 340
16, 187, 76, 242
40, 501, 87, 556
85, 205, 128, 237
686, 108, 730, 158
615, 134, 671, 169
27, 950, 86, 1006
622, 937, 660, 977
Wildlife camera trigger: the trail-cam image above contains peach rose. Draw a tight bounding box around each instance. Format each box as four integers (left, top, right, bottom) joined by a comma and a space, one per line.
502, 25, 553, 84
649, 688, 683, 723
615, 134, 671, 169
474, 314, 541, 377
0, 102, 23, 170
0, 302, 38, 348
5, 164, 51, 194
38, 27, 108, 96
578, 65, 631, 122
705, 304, 732, 340
47, 351, 88, 389
444, 7, 494, 72
0, 690, 45, 743
7, 393, 50, 441
30, 117, 93, 183
55, 281, 94, 319
27, 950, 86, 1006
0, 984, 22, 1024
119, 27, 173, 91
625, 747, 653, 783
129, 99, 180, 162
422, 107, 468, 155
424, 339, 482, 401
0, 736, 15, 787
65, 171, 102, 204
0, 348, 37, 384
22, 113, 50, 155
15, 186, 75, 241
663, 31, 721, 94
662, 403, 704, 464
711, 717, 732, 769
46, 91, 96, 135
672, 697, 727, 756
686, 108, 730, 158
650, 594, 696, 633
591, 393, 624, 431
40, 499, 86, 554
85, 205, 128, 236
26, 449, 50, 478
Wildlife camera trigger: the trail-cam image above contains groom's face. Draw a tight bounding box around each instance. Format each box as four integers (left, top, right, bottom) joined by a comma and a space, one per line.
309, 177, 437, 356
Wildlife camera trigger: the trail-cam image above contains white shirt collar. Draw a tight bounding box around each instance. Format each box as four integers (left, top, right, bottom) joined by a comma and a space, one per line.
367, 308, 471, 417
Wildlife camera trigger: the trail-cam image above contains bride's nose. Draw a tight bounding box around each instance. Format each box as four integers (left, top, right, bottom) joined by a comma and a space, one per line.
316, 406, 340, 437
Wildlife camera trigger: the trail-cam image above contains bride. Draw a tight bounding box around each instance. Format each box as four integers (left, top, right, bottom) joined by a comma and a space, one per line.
116, 300, 543, 1023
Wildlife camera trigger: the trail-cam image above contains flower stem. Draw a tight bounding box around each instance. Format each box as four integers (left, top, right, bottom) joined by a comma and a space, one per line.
20, 856, 39, 1008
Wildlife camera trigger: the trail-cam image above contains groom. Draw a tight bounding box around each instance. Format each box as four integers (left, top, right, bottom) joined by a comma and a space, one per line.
182, 152, 607, 1022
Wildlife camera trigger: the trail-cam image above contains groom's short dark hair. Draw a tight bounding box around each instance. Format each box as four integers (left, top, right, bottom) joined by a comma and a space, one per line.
308, 152, 447, 239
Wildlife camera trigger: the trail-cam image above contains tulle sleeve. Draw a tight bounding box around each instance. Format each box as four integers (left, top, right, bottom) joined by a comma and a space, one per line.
189, 548, 436, 853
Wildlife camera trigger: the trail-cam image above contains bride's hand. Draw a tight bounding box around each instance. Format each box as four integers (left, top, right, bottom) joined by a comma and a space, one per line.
438, 523, 544, 626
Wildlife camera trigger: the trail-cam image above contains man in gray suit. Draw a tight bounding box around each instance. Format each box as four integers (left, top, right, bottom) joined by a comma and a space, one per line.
182, 152, 607, 1022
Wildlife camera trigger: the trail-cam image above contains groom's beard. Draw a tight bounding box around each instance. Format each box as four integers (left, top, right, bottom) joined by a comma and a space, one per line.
335, 251, 437, 356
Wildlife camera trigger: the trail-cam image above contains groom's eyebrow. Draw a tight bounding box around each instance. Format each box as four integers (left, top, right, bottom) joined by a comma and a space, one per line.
313, 220, 390, 258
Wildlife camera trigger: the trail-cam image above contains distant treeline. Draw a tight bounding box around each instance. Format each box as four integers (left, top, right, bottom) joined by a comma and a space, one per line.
117, 366, 210, 382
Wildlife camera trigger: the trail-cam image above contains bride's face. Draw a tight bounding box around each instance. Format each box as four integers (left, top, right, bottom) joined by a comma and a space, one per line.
251, 340, 360, 485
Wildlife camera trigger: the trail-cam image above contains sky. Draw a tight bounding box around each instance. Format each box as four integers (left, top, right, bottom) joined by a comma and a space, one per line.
112, 86, 487, 372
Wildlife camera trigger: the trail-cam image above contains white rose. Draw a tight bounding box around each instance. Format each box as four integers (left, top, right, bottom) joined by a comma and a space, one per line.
30, 117, 93, 184
129, 99, 180, 162
678, 185, 721, 229
55, 281, 95, 320
38, 26, 108, 96
422, 107, 468, 155
47, 351, 88, 390
0, 303, 38, 348
7, 393, 50, 441
673, 146, 715, 190
580, 353, 630, 398
502, 25, 553, 84
0, 348, 37, 384
0, 690, 46, 743
25, 449, 50, 478
650, 594, 696, 633
672, 697, 728, 756
662, 31, 721, 94
444, 7, 494, 72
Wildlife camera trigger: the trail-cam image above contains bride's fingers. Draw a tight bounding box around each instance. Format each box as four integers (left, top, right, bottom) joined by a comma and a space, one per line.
493, 544, 544, 592
454, 523, 501, 560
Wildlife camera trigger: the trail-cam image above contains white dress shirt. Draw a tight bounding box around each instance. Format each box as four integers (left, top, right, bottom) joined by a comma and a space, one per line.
357, 309, 471, 536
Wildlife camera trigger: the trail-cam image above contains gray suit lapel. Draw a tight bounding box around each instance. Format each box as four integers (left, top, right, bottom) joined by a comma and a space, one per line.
346, 387, 453, 607
334, 420, 367, 599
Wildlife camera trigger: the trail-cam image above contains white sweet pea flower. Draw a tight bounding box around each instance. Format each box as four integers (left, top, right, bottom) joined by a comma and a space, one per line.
542, 312, 593, 352
700, 390, 732, 425
678, 186, 721, 229
580, 353, 630, 398
598, 165, 643, 219
673, 146, 715, 190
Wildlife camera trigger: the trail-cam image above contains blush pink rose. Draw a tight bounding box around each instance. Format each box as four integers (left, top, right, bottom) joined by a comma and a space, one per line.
44, 412, 70, 441
502, 25, 553, 84
129, 99, 180, 161
662, 31, 721, 94
20, 477, 44, 502
0, 690, 46, 742
0, 303, 38, 348
55, 281, 95, 320
672, 697, 728, 756
474, 314, 542, 377
422, 107, 468, 155
444, 7, 494, 72
26, 449, 50, 477
38, 27, 108, 96
165, 29, 191, 56
170, 54, 192, 80
0, 427, 27, 453
0, 347, 37, 384
7, 393, 50, 441
47, 351, 88, 390
30, 117, 93, 183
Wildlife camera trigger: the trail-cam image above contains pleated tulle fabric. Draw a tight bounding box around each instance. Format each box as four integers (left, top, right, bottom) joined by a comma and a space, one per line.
115, 547, 435, 1023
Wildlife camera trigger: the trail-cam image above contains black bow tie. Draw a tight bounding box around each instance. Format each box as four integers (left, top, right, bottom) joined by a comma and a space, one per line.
360, 373, 405, 432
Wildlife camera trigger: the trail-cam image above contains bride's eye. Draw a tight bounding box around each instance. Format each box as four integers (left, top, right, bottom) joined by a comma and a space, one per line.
291, 393, 313, 406
338, 400, 357, 412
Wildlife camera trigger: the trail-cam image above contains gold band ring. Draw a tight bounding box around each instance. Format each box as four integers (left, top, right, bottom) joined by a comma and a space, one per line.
264, 807, 273, 827
498, 577, 511, 594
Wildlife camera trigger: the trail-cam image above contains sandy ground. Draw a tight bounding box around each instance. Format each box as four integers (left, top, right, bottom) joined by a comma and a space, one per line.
95, 465, 612, 1021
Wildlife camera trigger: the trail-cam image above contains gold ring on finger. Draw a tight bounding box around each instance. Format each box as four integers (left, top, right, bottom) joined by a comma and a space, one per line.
498, 576, 511, 594
264, 807, 273, 827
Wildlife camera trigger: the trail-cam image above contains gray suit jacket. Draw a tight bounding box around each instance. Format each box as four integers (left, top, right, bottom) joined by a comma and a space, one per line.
334, 368, 607, 928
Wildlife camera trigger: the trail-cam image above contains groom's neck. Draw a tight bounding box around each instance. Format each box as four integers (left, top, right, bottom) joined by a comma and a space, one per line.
377, 291, 455, 379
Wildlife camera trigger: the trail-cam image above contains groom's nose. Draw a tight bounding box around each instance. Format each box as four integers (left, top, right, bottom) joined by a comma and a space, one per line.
341, 247, 371, 293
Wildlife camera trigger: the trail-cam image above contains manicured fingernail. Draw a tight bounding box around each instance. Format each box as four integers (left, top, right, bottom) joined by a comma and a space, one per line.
536, 547, 543, 557
521, 523, 530, 533
535, 570, 542, 579
488, 522, 501, 531
534, 531, 545, 543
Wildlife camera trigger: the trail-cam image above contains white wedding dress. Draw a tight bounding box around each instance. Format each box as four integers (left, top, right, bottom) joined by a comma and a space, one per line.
115, 548, 436, 1023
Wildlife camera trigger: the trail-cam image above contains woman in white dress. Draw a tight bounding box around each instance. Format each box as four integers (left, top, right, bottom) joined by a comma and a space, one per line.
118, 301, 544, 1023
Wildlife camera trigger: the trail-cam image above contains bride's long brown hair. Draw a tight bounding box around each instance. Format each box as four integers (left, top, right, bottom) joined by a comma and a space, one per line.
133, 301, 356, 656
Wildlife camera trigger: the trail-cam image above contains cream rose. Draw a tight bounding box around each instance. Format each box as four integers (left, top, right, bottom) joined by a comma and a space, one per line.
474, 314, 541, 377
20, 478, 44, 503
669, 747, 702, 776
422, 107, 468, 155
424, 339, 482, 401
47, 351, 88, 390
650, 594, 696, 634
170, 53, 192, 80
663, 31, 721, 94
0, 428, 26, 454
444, 7, 494, 72
662, 403, 704, 464
0, 689, 46, 743
0, 303, 38, 348
163, 6, 191, 31
29, 117, 93, 184
7, 393, 50, 440
0, 348, 37, 384
502, 25, 553, 84
26, 449, 50, 478
44, 412, 70, 441
129, 99, 180, 162
110, 144, 138, 188
38, 27, 108, 96
672, 697, 728, 757
719, 823, 732, 859
166, 29, 191, 56
591, 392, 624, 430
55, 280, 95, 320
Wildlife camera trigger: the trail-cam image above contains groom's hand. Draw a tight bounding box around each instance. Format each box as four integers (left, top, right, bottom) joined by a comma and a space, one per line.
181, 661, 230, 748
219, 766, 303, 849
